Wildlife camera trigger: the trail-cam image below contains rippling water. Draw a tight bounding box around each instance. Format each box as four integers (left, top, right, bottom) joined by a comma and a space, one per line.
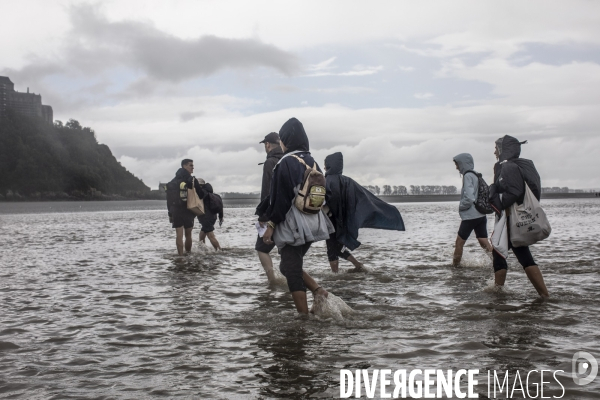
1, 199, 599, 399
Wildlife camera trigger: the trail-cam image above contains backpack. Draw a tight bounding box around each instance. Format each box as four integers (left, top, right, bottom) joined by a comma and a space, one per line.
205, 192, 223, 215
465, 170, 493, 214
166, 178, 187, 209
291, 155, 326, 214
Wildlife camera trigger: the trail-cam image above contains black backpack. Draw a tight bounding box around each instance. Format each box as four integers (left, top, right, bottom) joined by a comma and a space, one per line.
205, 192, 223, 215
465, 170, 493, 214
166, 178, 187, 209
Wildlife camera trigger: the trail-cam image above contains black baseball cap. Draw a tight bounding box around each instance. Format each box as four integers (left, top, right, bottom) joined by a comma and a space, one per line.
259, 132, 280, 144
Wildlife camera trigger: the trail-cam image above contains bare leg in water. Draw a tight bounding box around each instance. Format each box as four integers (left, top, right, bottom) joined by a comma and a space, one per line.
524, 265, 549, 297
199, 231, 221, 250
495, 266, 549, 298
452, 236, 466, 267
257, 251, 276, 282
176, 227, 193, 255
329, 255, 365, 273
453, 236, 492, 266
291, 271, 328, 314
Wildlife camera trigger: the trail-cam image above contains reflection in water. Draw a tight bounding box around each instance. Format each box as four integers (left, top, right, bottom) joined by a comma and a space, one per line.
252, 290, 329, 398
257, 325, 325, 398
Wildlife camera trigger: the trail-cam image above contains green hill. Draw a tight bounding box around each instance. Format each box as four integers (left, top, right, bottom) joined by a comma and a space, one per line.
0, 111, 150, 200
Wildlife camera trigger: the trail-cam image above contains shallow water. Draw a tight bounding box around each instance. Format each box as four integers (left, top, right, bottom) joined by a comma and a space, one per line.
0, 199, 599, 399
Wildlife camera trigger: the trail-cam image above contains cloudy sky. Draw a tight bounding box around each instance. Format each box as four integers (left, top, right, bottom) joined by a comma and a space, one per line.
2, 0, 600, 191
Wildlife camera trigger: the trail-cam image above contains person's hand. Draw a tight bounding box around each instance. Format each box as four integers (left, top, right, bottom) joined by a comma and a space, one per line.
219, 218, 223, 227
258, 221, 266, 228
263, 226, 274, 245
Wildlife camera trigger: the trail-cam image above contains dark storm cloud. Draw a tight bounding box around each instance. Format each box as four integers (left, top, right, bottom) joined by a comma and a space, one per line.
2, 4, 298, 86
64, 4, 299, 81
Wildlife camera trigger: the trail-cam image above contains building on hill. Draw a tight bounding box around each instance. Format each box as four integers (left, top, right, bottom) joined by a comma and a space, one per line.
0, 76, 53, 124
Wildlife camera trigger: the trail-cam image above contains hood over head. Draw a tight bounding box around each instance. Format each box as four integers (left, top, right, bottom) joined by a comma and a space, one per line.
325, 152, 343, 176
453, 153, 474, 175
496, 135, 527, 161
279, 118, 309, 153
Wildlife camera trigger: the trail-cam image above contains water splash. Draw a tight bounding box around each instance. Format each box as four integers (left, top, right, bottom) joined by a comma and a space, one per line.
312, 293, 354, 321
459, 249, 493, 269
482, 278, 513, 294
267, 269, 288, 288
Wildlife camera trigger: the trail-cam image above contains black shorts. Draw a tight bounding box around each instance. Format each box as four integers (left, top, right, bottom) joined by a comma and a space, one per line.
326, 234, 351, 262
493, 244, 536, 271
280, 242, 312, 293
492, 216, 537, 271
198, 213, 217, 233
172, 208, 195, 229
255, 234, 276, 253
458, 216, 488, 240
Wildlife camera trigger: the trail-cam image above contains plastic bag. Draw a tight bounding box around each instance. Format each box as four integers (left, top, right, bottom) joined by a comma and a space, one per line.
491, 210, 509, 259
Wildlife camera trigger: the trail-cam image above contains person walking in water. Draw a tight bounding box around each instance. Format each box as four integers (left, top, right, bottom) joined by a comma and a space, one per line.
166, 159, 207, 255
452, 153, 493, 266
324, 152, 405, 273
255, 132, 283, 282
489, 135, 549, 298
197, 179, 223, 251
259, 118, 334, 314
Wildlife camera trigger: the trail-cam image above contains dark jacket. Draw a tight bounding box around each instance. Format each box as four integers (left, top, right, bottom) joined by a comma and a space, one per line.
259, 118, 319, 225
490, 135, 541, 214
257, 145, 283, 221
324, 152, 405, 251
167, 168, 207, 215
202, 182, 223, 220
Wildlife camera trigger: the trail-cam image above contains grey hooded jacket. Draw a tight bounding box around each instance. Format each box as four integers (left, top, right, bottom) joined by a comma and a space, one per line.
453, 153, 485, 221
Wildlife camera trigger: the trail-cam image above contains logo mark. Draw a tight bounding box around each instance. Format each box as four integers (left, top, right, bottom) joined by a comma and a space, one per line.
572, 352, 598, 385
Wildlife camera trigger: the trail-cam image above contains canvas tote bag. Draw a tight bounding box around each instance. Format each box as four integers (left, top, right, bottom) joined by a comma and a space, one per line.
508, 183, 551, 247
187, 179, 205, 216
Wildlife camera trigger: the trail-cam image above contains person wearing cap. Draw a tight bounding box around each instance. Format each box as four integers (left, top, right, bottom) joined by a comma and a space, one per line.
255, 132, 283, 282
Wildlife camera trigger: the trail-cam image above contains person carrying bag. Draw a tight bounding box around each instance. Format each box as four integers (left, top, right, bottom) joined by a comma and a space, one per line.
187, 178, 205, 216
489, 135, 550, 298
508, 183, 551, 247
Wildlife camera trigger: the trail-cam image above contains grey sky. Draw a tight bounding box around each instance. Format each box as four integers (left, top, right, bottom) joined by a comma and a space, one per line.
2, 1, 599, 190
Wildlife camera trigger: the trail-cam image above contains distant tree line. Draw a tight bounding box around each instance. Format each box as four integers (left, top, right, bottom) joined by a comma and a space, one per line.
220, 192, 261, 199
0, 110, 150, 200
363, 185, 458, 195
542, 187, 569, 193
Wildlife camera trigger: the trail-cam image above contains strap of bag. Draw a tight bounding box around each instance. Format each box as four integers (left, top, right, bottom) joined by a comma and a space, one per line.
291, 155, 317, 171
275, 150, 302, 166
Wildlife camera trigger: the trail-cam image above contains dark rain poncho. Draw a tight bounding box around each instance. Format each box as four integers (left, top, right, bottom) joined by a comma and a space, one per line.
490, 135, 541, 213
324, 152, 405, 251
